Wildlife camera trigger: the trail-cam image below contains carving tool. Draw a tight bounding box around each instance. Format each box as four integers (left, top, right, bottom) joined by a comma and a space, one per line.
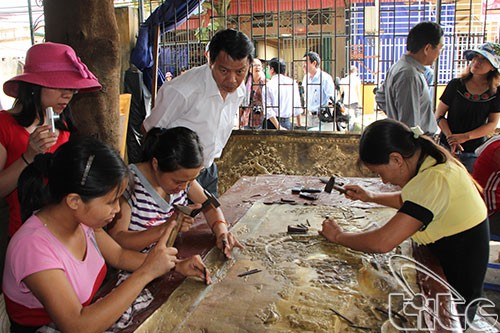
292, 187, 322, 194
330, 308, 373, 330
287, 224, 308, 234
194, 266, 210, 285
299, 192, 318, 200
221, 239, 228, 258
237, 268, 262, 277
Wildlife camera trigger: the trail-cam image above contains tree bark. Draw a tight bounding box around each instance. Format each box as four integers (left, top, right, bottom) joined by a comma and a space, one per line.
43, 0, 121, 149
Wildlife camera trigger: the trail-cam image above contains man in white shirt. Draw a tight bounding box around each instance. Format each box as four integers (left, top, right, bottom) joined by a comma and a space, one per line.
142, 29, 254, 195
263, 58, 302, 130
302, 51, 336, 121
339, 65, 362, 115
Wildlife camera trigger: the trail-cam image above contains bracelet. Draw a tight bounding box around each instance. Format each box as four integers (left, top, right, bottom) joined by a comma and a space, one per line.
21, 153, 30, 165
436, 115, 446, 125
210, 220, 228, 231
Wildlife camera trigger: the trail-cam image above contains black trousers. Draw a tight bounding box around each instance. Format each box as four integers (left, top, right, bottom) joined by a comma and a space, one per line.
196, 162, 219, 197
427, 218, 489, 328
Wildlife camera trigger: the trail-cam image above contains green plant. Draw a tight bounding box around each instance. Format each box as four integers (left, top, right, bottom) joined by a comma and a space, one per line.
195, 0, 231, 41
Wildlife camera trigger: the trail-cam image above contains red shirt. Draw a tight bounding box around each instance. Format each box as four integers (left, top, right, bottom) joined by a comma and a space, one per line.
0, 111, 70, 236
473, 139, 500, 216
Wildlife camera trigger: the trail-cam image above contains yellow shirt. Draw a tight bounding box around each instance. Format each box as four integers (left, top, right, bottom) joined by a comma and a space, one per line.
402, 156, 487, 245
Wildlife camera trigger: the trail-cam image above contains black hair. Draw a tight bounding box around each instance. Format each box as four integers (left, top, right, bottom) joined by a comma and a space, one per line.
11, 81, 77, 132
406, 21, 444, 53
141, 127, 204, 173
209, 29, 254, 65
268, 57, 286, 75
303, 51, 321, 68
358, 119, 448, 171
18, 137, 128, 222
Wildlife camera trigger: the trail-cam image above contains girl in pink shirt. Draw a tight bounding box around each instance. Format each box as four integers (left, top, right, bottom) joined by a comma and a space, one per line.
3, 137, 209, 332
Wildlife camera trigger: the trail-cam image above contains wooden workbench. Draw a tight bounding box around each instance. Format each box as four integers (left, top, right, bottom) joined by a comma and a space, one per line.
96, 175, 455, 332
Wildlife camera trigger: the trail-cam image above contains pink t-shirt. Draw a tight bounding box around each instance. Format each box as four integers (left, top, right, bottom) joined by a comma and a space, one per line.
2, 215, 106, 327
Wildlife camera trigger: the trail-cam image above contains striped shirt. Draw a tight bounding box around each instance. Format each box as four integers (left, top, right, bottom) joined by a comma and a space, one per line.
125, 164, 188, 234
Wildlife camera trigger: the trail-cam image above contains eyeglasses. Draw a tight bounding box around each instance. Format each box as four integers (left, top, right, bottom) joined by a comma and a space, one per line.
48, 87, 79, 94
60, 88, 79, 94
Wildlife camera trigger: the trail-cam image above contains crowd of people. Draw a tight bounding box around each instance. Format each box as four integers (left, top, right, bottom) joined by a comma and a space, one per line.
0, 22, 498, 332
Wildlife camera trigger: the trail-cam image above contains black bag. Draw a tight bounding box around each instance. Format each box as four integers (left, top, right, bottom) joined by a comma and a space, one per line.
318, 101, 350, 130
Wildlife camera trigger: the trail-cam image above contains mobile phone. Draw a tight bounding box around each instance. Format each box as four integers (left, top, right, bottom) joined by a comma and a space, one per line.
45, 107, 59, 133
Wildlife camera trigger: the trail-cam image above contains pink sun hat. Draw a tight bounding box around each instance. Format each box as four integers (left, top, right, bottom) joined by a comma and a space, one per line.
3, 42, 102, 98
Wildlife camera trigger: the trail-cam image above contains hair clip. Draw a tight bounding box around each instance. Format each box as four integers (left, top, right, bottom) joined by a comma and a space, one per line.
80, 155, 95, 186
410, 126, 424, 139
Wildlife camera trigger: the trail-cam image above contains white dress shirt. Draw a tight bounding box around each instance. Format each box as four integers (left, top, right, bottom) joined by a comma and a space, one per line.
143, 64, 246, 168
264, 74, 302, 119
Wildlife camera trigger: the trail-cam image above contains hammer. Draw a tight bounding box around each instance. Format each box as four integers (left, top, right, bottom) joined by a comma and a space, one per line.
190, 189, 221, 217
165, 190, 221, 247
324, 176, 347, 194
166, 205, 190, 247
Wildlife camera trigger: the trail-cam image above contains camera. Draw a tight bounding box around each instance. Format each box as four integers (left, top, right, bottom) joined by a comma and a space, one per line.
252, 105, 262, 114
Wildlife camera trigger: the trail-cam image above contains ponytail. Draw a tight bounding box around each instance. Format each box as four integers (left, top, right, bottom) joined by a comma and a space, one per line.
141, 127, 165, 162
18, 153, 53, 222
18, 137, 128, 222
359, 119, 449, 169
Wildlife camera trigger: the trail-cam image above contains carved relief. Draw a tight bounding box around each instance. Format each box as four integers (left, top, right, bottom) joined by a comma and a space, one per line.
217, 131, 374, 194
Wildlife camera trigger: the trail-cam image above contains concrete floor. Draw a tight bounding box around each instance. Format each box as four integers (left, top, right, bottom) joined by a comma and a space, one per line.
482, 242, 500, 330
468, 287, 500, 332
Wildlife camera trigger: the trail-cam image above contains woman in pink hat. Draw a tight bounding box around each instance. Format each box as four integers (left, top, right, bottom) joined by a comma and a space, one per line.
435, 42, 500, 173
0, 42, 101, 237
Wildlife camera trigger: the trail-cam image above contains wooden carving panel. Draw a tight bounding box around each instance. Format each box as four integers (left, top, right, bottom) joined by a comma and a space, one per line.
217, 131, 373, 194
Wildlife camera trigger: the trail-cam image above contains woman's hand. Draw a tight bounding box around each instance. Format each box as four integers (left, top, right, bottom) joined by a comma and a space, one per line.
213, 226, 244, 259
449, 143, 464, 155
343, 185, 372, 202
447, 133, 469, 146
174, 255, 212, 284
446, 134, 465, 155
173, 210, 196, 233
140, 222, 179, 279
25, 125, 58, 161
319, 218, 343, 243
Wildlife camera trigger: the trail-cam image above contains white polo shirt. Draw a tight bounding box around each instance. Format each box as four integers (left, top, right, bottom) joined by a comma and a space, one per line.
143, 64, 246, 168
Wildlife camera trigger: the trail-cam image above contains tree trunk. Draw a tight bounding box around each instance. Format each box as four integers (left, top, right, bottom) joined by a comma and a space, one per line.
43, 0, 121, 149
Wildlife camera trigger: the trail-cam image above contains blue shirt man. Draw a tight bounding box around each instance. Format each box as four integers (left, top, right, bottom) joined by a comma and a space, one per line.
302, 51, 336, 114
